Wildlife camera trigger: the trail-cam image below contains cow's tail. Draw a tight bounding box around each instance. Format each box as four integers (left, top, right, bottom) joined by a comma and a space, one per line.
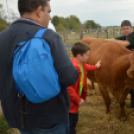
127, 51, 134, 78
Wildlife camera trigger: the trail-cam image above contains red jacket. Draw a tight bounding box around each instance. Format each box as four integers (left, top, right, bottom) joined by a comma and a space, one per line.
68, 58, 98, 113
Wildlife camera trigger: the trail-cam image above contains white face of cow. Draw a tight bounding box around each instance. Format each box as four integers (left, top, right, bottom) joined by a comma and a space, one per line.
121, 26, 132, 37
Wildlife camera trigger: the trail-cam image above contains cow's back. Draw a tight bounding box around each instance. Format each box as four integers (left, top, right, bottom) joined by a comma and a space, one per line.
81, 37, 106, 49
82, 38, 132, 89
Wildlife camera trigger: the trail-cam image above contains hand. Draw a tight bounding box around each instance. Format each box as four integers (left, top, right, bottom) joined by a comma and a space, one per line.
105, 38, 115, 41
96, 60, 101, 69
78, 99, 85, 106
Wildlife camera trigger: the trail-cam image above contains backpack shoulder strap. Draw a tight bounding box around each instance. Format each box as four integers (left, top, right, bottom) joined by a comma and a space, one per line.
34, 28, 47, 38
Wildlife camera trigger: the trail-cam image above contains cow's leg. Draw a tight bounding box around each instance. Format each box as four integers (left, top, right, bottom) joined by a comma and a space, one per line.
118, 88, 130, 121
91, 81, 95, 89
98, 84, 110, 114
119, 102, 126, 121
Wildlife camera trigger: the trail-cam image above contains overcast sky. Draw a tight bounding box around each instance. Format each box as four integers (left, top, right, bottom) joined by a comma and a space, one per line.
1, 0, 134, 26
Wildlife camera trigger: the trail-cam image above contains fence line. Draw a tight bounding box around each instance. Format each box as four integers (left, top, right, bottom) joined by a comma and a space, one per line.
59, 26, 125, 43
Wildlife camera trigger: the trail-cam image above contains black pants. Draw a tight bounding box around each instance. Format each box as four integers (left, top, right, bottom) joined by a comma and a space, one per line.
130, 89, 134, 107
69, 113, 78, 134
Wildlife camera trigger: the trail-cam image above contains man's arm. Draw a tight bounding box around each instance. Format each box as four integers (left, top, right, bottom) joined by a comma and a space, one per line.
44, 30, 78, 88
105, 38, 130, 47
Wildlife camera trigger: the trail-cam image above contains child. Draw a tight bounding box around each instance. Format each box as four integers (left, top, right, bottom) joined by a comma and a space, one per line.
68, 42, 101, 134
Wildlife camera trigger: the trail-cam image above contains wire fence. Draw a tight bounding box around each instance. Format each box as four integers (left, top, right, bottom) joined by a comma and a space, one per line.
58, 25, 134, 44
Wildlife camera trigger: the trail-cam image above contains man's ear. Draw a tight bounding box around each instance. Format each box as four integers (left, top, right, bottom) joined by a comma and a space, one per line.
36, 6, 42, 18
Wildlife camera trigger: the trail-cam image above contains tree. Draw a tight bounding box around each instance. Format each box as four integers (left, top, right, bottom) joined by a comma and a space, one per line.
51, 15, 59, 26
56, 17, 65, 31
85, 20, 101, 30
0, 4, 9, 32
64, 15, 81, 32
51, 15, 81, 32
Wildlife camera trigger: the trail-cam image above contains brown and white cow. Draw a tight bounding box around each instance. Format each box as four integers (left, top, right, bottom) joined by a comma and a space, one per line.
81, 37, 134, 121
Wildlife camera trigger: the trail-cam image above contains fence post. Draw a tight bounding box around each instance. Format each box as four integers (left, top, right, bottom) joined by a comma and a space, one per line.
94, 29, 97, 38
113, 26, 114, 38
97, 28, 99, 38
63, 27, 66, 43
106, 27, 108, 39
80, 24, 83, 40
66, 31, 68, 40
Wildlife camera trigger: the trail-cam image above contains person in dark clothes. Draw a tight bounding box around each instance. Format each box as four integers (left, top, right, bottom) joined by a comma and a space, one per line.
0, 0, 78, 134
106, 20, 134, 108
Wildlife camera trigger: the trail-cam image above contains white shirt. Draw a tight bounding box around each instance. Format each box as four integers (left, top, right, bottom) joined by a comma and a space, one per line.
48, 22, 56, 32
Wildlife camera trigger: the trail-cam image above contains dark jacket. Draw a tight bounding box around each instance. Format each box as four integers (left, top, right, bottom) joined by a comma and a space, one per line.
0, 18, 78, 128
116, 32, 134, 50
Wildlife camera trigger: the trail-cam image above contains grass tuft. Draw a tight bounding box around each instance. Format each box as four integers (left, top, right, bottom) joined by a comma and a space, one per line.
0, 114, 10, 134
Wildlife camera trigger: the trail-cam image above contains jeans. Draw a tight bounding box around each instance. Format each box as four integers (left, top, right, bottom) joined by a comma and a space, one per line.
18, 120, 69, 134
69, 113, 78, 134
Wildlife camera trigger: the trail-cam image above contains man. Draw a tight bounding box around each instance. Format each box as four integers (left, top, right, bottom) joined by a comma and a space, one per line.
0, 0, 78, 134
106, 20, 134, 108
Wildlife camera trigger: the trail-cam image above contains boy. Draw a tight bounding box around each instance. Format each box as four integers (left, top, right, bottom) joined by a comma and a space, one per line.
68, 42, 101, 134
106, 20, 134, 108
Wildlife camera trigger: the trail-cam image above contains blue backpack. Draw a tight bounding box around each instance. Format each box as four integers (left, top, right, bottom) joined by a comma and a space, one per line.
13, 29, 61, 103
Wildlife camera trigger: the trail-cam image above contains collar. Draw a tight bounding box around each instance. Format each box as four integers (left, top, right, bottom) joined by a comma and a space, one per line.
71, 57, 83, 65
71, 58, 83, 73
11, 18, 44, 28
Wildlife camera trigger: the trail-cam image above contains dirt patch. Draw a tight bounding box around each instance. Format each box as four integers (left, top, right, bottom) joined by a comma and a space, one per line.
7, 128, 20, 134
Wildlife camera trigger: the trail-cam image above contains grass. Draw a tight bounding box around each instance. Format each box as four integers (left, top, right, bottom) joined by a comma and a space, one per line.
0, 110, 20, 134
0, 114, 19, 134
64, 38, 80, 44
76, 82, 134, 134
0, 114, 10, 134
66, 49, 73, 58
